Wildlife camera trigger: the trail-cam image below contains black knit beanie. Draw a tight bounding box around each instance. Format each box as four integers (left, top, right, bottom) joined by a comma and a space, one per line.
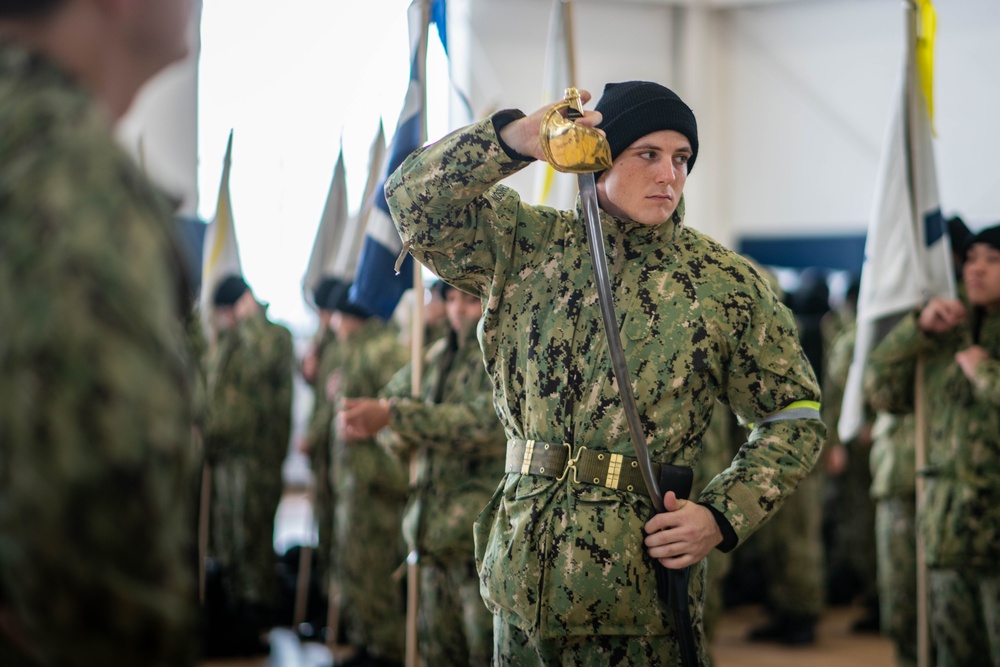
965, 224, 1000, 254
595, 81, 699, 172
332, 282, 371, 320
313, 276, 345, 311
213, 275, 248, 307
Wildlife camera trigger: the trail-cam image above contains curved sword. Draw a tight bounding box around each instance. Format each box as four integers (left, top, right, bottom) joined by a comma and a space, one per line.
550, 88, 699, 667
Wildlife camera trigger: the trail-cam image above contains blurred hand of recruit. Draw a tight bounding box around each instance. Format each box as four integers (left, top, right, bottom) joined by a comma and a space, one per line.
918, 298, 966, 334
338, 397, 391, 442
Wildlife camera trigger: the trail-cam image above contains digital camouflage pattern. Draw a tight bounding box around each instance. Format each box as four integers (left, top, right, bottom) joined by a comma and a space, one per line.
860, 327, 922, 664
870, 411, 924, 667
822, 323, 877, 613
379, 323, 507, 664
750, 465, 825, 618
203, 309, 294, 608
866, 308, 1000, 666
328, 317, 409, 661
691, 404, 737, 642
303, 327, 340, 581
927, 569, 998, 667
865, 310, 1000, 569
876, 497, 923, 667
385, 116, 825, 656
0, 45, 196, 666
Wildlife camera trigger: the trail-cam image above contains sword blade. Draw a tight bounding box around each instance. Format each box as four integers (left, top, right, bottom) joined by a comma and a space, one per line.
577, 173, 664, 513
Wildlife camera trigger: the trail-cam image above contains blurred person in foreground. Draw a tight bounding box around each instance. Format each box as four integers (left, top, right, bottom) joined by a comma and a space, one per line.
0, 0, 198, 664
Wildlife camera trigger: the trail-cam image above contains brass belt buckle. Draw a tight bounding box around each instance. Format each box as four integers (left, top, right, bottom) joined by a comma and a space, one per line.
556, 444, 587, 484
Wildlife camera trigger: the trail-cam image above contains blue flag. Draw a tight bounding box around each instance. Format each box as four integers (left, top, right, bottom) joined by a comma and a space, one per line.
349, 0, 444, 321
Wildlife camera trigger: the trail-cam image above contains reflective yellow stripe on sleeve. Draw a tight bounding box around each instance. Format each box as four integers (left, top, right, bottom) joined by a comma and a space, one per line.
747, 400, 822, 431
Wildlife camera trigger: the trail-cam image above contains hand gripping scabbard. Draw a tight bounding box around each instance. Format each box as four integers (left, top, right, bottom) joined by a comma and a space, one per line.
653, 464, 699, 667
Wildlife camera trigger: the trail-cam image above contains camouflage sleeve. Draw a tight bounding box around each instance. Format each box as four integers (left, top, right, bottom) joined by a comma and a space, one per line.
385, 116, 533, 297
261, 320, 295, 456
864, 313, 938, 414
356, 331, 410, 400
698, 292, 826, 544
203, 334, 244, 458
971, 358, 1000, 405
0, 177, 195, 662
379, 354, 415, 402
388, 387, 503, 455
204, 314, 294, 460
820, 325, 854, 448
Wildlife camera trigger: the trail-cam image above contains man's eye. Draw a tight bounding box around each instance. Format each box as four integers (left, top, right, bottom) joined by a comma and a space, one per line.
675, 154, 690, 164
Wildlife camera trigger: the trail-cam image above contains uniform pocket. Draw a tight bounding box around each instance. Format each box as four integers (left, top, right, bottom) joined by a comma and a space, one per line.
475, 475, 552, 630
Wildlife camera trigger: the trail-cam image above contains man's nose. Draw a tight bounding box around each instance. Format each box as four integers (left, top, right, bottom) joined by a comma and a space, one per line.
655, 162, 677, 184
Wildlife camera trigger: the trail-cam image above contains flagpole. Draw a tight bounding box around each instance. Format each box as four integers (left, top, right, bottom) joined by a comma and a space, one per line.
406, 3, 431, 662
406, 264, 425, 667
903, 3, 930, 666
561, 0, 578, 89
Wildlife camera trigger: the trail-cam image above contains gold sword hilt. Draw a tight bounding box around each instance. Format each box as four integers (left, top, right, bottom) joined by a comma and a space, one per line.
539, 87, 612, 174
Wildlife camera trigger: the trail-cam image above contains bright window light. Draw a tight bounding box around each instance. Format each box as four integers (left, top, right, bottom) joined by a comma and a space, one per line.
198, 0, 451, 335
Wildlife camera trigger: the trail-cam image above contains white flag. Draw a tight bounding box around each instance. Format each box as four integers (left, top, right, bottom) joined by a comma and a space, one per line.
199, 130, 243, 331
838, 0, 954, 442
302, 142, 349, 306
532, 0, 578, 210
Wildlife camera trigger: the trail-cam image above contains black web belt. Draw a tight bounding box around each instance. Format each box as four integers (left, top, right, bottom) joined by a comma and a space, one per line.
505, 438, 661, 495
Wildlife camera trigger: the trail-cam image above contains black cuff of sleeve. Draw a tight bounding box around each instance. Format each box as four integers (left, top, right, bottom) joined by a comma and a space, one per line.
491, 109, 536, 163
699, 502, 739, 553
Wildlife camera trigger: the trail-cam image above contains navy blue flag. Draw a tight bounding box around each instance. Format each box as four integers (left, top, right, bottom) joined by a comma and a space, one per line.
349, 0, 445, 321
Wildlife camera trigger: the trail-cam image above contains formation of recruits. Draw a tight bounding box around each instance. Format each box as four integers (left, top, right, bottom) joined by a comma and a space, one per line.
1, 1, 998, 666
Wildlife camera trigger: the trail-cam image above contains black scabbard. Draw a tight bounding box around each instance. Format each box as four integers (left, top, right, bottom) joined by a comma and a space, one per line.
654, 464, 699, 667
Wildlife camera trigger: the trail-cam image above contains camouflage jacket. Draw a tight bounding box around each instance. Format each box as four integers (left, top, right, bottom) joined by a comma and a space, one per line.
204, 309, 294, 467
305, 327, 340, 461
386, 116, 825, 637
0, 44, 195, 665
329, 318, 410, 501
379, 324, 507, 563
866, 308, 1000, 569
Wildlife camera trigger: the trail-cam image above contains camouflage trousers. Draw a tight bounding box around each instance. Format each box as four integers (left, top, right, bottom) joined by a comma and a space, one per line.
492, 616, 711, 667
417, 557, 492, 666
753, 469, 825, 616
210, 458, 281, 606
332, 485, 406, 661
827, 443, 877, 602
875, 497, 924, 667
928, 569, 1000, 667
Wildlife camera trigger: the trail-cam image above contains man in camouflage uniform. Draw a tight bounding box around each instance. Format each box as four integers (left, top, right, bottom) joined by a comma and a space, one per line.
340, 282, 507, 665
866, 224, 1000, 667
327, 284, 410, 666
299, 276, 345, 609
870, 410, 925, 666
386, 81, 825, 665
203, 275, 294, 654
0, 0, 197, 664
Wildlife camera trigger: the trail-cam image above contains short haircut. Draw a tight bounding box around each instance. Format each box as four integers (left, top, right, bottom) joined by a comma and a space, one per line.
0, 0, 64, 17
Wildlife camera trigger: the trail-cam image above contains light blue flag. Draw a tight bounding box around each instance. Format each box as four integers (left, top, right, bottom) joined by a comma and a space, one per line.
349, 0, 445, 321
